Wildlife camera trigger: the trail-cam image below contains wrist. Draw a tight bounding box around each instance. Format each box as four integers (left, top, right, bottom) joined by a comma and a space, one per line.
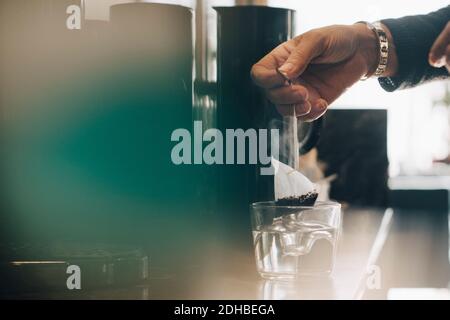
353, 22, 379, 77
353, 22, 398, 78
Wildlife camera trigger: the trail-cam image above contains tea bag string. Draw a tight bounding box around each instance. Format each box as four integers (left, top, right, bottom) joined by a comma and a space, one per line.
278, 68, 300, 171
290, 106, 300, 170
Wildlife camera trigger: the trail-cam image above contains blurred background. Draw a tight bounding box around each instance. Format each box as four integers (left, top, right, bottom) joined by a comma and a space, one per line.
1, 0, 449, 299
85, 0, 450, 176
82, 0, 450, 211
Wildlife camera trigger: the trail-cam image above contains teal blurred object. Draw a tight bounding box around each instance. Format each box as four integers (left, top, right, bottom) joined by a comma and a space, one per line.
1, 2, 201, 256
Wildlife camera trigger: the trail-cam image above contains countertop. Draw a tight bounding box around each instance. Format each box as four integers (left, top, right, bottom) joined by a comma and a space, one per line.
6, 206, 448, 300
4, 208, 450, 300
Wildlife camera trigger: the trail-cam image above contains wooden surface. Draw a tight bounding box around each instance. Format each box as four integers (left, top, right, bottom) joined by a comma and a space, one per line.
4, 206, 449, 300
3, 207, 395, 299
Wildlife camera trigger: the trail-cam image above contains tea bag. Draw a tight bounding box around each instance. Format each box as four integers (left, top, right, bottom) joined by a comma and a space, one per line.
274, 68, 318, 206
272, 158, 318, 206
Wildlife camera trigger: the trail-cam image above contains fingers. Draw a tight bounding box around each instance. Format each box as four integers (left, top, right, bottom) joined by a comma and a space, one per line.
250, 32, 329, 121
251, 43, 292, 89
429, 22, 450, 68
251, 64, 287, 89
251, 32, 326, 88
431, 44, 450, 73
272, 78, 329, 120
266, 85, 309, 105
298, 99, 328, 122
278, 32, 325, 80
276, 101, 312, 117
277, 98, 328, 121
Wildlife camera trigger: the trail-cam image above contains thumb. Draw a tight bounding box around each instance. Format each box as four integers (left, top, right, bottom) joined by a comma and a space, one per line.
278, 33, 325, 80
429, 22, 450, 67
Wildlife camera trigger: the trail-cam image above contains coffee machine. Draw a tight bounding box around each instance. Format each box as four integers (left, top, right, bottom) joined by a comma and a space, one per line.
213, 4, 322, 241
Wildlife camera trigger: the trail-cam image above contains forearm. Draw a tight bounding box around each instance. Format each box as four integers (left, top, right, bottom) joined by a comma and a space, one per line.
377, 6, 450, 91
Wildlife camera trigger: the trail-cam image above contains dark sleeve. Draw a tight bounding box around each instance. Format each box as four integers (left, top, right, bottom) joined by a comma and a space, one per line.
378, 6, 450, 92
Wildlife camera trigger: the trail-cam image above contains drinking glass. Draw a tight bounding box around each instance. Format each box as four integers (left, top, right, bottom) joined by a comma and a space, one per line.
251, 201, 341, 280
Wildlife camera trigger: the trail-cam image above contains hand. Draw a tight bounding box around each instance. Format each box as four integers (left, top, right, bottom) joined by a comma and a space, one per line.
251, 23, 397, 121
429, 22, 450, 72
